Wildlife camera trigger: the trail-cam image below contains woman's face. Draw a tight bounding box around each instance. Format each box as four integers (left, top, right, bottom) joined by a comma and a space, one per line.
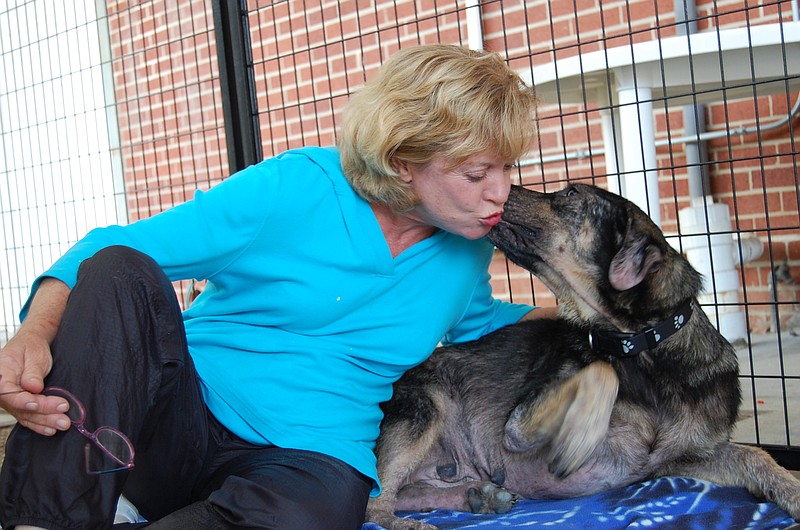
398, 152, 515, 240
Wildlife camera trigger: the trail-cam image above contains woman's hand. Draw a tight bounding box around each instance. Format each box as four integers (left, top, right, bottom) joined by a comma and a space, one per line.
0, 278, 72, 435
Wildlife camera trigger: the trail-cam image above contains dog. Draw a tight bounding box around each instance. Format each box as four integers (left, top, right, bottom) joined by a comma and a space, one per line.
365, 184, 800, 530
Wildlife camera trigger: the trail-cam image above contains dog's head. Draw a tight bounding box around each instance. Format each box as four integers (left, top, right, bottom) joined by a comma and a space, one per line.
489, 184, 703, 332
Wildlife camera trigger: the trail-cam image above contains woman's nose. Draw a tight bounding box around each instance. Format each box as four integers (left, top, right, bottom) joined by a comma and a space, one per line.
487, 170, 512, 204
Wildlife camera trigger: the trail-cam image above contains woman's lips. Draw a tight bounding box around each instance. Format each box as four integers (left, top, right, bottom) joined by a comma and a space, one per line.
481, 211, 503, 227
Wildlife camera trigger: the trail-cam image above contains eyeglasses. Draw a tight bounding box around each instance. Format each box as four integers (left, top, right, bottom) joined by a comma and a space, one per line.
0, 386, 135, 474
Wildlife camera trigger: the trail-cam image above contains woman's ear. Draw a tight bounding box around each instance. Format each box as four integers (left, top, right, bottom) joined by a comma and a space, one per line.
391, 157, 413, 183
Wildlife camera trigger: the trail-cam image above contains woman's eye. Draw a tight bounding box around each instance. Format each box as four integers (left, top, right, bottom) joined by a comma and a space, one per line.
465, 173, 486, 182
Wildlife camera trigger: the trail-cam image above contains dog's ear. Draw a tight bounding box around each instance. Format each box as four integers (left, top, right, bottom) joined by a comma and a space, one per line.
608, 215, 663, 291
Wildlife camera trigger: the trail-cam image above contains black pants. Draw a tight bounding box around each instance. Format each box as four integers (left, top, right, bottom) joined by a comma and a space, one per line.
0, 246, 371, 530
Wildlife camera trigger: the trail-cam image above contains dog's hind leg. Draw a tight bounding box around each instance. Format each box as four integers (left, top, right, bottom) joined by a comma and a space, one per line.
366, 391, 448, 530
504, 360, 619, 478
662, 441, 800, 520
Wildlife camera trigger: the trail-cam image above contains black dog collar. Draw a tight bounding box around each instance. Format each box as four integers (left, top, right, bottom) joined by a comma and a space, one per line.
588, 300, 694, 358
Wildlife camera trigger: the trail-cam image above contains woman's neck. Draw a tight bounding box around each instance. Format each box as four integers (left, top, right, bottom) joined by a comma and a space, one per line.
370, 202, 436, 258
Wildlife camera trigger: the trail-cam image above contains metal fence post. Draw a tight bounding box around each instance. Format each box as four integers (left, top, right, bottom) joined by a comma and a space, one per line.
213, 0, 262, 174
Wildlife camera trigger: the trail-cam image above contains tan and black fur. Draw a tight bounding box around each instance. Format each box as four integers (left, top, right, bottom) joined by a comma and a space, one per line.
366, 184, 800, 530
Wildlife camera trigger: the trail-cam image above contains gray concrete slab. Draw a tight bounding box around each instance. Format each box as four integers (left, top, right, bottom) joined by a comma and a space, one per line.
733, 331, 800, 447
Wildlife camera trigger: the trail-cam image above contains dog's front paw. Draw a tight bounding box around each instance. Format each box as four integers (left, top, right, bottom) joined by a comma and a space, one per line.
467, 482, 518, 514
389, 519, 440, 530
367, 511, 439, 530
367, 498, 441, 530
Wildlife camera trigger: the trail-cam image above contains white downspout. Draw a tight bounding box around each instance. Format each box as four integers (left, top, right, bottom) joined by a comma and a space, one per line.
616, 82, 661, 227
601, 109, 621, 195
673, 0, 753, 343
465, 0, 484, 50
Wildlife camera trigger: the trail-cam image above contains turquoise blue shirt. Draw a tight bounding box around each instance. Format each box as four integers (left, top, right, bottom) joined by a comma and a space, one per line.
23, 146, 532, 494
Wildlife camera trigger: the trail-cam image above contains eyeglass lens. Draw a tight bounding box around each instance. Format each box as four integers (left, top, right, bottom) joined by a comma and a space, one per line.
95, 427, 134, 464
44, 387, 134, 473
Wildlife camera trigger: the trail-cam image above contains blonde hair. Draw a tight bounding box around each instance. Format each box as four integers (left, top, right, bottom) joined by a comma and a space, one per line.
338, 44, 538, 213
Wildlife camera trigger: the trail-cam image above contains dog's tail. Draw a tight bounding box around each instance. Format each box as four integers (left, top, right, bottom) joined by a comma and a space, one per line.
504, 361, 619, 478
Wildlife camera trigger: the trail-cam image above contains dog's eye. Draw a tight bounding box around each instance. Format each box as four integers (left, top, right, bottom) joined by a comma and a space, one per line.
564, 186, 578, 197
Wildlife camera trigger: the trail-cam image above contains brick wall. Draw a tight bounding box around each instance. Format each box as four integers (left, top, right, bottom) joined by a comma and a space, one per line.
105, 0, 799, 329
106, 0, 227, 222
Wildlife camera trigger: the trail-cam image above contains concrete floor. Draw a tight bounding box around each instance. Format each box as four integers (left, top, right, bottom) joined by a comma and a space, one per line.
733, 331, 800, 448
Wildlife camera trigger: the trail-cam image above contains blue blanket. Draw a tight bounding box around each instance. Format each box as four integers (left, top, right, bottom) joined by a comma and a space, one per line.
363, 477, 797, 529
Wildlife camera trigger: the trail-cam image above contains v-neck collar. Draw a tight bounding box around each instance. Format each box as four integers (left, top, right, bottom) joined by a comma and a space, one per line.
314, 146, 448, 276
350, 191, 446, 276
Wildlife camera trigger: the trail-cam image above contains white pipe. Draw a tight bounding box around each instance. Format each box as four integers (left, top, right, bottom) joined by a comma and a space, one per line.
660, 91, 800, 144
465, 0, 484, 50
95, 0, 128, 225
674, 198, 763, 342
617, 85, 661, 226
600, 108, 621, 194
734, 235, 764, 265
519, 92, 800, 167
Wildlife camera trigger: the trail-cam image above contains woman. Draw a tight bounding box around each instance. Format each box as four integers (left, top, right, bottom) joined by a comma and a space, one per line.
0, 44, 548, 529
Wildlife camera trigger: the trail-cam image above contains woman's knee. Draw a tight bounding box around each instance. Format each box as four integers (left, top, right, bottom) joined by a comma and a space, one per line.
73, 245, 179, 319
79, 245, 164, 282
